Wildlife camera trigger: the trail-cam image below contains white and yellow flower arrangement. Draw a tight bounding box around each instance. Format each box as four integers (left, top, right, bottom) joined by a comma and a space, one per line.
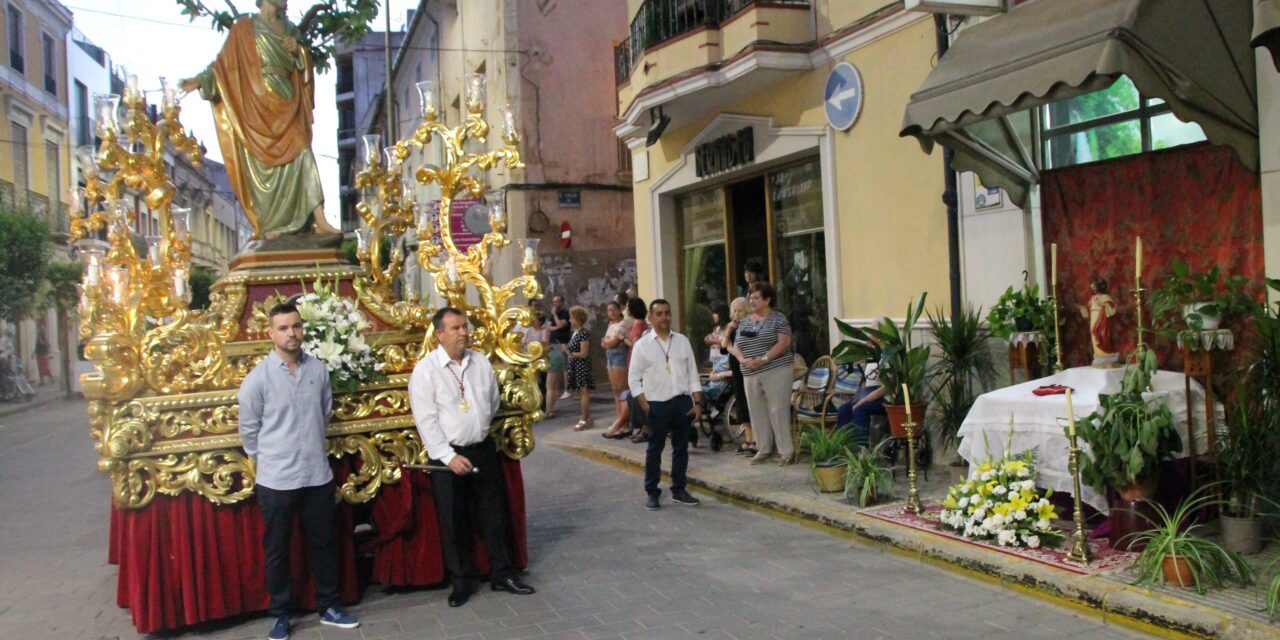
295, 275, 383, 394
939, 447, 1063, 549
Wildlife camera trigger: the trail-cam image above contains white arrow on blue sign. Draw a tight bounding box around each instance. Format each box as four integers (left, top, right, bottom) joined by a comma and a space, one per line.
824, 62, 864, 131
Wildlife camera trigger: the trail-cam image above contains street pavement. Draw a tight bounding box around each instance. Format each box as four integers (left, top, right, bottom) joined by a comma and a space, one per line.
0, 397, 1153, 639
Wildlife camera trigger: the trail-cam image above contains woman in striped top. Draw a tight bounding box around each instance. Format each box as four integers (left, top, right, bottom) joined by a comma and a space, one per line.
726, 282, 796, 465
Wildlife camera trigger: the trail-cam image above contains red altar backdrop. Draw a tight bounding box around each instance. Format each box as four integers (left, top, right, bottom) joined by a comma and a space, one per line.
1041, 143, 1265, 368
109, 456, 527, 634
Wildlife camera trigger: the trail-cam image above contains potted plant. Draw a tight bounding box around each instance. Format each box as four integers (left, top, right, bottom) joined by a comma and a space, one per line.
1148, 261, 1250, 340
986, 281, 1052, 338
1215, 381, 1273, 554
834, 292, 931, 439
842, 440, 892, 507
1072, 349, 1182, 550
1126, 487, 1254, 594
928, 304, 996, 478
802, 425, 855, 493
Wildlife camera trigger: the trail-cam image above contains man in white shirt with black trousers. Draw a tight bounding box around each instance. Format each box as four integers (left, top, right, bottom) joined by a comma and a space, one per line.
628, 299, 704, 510
409, 307, 535, 608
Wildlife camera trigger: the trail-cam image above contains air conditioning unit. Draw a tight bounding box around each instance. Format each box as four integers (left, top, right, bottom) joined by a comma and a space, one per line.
903, 0, 1006, 15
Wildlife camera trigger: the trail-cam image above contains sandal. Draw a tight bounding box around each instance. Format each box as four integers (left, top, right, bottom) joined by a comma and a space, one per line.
573, 419, 592, 432
602, 429, 634, 440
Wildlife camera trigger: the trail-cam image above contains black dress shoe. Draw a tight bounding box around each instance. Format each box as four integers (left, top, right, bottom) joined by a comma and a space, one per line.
491, 576, 536, 595
646, 494, 660, 510
447, 583, 475, 607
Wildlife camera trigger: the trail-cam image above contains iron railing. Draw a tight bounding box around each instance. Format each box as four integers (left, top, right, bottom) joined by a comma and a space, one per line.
617, 0, 809, 85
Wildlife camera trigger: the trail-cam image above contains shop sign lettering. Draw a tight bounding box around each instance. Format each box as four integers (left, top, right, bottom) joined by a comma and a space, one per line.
695, 127, 755, 178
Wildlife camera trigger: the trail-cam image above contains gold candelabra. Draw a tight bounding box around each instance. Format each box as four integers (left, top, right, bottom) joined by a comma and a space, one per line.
900, 384, 923, 515
69, 75, 204, 402
355, 74, 546, 457
1063, 388, 1091, 565
1050, 286, 1064, 373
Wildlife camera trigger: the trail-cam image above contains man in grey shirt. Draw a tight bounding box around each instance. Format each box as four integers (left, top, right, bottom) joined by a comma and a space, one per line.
238, 302, 359, 640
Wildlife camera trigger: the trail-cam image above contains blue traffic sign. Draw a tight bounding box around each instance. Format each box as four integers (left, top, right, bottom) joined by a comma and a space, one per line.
824, 62, 864, 131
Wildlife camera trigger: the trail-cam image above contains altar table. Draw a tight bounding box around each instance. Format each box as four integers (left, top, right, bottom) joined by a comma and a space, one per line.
957, 366, 1215, 512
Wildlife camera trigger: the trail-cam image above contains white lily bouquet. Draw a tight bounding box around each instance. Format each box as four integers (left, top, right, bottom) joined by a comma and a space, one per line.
295, 276, 384, 394
939, 447, 1063, 549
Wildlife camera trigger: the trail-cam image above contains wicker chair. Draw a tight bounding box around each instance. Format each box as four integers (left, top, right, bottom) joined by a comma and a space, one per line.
790, 355, 836, 454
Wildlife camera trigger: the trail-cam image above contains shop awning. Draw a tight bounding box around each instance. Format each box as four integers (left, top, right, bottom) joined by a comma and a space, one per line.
900, 0, 1257, 207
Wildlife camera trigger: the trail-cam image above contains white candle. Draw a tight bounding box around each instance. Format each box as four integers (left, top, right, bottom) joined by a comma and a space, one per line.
524, 247, 535, 263
1050, 243, 1057, 287
447, 260, 459, 282
901, 383, 912, 422
1065, 387, 1077, 437
1135, 237, 1143, 281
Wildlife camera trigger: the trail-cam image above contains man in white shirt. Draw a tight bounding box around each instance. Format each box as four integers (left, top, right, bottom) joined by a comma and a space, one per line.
628, 299, 704, 510
409, 307, 535, 608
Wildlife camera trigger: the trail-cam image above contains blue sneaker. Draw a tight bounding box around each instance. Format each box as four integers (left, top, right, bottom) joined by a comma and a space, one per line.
267, 615, 289, 640
320, 606, 360, 629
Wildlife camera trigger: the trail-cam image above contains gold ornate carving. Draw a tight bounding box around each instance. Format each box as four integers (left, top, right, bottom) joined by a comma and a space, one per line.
112, 450, 255, 509
246, 292, 290, 339
141, 310, 239, 394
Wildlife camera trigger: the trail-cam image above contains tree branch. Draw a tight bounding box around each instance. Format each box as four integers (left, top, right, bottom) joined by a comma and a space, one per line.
222, 0, 240, 16
298, 2, 329, 36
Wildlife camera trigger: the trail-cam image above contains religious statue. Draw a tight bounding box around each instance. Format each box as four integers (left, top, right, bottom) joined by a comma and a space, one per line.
180, 0, 340, 240
1076, 277, 1119, 366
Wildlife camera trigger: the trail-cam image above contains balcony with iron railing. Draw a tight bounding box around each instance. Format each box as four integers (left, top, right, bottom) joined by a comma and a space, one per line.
615, 0, 811, 110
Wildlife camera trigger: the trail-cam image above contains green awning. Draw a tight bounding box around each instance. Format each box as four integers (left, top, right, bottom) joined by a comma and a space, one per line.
900, 0, 1257, 207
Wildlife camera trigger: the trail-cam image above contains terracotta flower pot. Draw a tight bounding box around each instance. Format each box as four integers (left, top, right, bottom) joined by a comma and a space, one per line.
813, 464, 846, 493
1117, 476, 1159, 502
948, 462, 970, 485
885, 403, 928, 439
1161, 554, 1197, 588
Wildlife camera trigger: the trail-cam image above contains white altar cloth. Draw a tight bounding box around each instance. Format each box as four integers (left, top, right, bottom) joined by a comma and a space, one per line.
957, 366, 1215, 512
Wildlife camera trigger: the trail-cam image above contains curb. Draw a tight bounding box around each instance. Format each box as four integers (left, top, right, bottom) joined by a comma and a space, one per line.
550, 437, 1280, 640
0, 392, 68, 419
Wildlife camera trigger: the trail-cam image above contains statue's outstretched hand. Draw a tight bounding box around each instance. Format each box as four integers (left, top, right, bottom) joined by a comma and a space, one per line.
180, 78, 200, 93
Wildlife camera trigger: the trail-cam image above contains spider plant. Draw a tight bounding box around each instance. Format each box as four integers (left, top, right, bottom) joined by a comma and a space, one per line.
1125, 486, 1254, 594
802, 425, 854, 467
843, 440, 892, 507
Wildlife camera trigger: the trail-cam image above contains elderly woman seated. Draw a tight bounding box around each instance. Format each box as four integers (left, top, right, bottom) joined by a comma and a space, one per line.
701, 353, 734, 419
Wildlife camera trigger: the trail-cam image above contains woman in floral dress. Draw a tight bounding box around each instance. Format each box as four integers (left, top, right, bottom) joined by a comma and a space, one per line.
566, 306, 595, 431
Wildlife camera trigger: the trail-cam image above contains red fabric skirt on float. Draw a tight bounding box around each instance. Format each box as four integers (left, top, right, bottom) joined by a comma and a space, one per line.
108, 455, 527, 634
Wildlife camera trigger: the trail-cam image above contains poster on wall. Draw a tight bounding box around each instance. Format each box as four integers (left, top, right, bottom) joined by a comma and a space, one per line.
424, 198, 485, 252
974, 174, 1004, 210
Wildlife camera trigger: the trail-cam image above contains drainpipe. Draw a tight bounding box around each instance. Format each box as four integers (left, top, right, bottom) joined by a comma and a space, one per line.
935, 13, 961, 319
384, 2, 395, 141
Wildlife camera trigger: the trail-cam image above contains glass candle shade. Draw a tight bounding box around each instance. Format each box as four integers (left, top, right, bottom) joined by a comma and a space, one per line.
77, 146, 99, 178
362, 134, 382, 166
172, 266, 190, 304
486, 190, 506, 226
465, 73, 486, 114
94, 94, 120, 136
519, 237, 541, 266
170, 207, 191, 243
107, 266, 130, 305
160, 76, 178, 111
500, 104, 518, 141
355, 227, 373, 255
145, 236, 161, 263
79, 248, 104, 287
416, 80, 438, 119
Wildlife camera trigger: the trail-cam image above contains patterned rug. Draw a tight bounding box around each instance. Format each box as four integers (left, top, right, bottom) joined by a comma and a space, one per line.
861, 503, 1135, 575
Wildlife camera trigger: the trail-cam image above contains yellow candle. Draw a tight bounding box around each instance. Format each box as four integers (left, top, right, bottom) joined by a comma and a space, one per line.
1135, 237, 1143, 280
1050, 243, 1057, 287
1065, 387, 1077, 437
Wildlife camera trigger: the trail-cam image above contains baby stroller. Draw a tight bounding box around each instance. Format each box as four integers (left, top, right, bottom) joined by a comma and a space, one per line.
1, 355, 35, 402
693, 372, 745, 452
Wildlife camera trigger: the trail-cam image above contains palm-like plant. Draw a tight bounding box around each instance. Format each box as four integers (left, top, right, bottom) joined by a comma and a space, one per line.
834, 292, 931, 405
802, 425, 854, 467
928, 305, 995, 451
843, 440, 892, 507
1126, 487, 1254, 594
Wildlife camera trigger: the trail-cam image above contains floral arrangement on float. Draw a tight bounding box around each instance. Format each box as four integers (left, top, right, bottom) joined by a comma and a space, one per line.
295, 275, 384, 393
939, 434, 1062, 549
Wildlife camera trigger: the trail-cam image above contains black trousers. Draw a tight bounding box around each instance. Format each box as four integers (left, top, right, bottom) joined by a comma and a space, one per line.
430, 437, 516, 587
645, 395, 692, 497
257, 481, 341, 617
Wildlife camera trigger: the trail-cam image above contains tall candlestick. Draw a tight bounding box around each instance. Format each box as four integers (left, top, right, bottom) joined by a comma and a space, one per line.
1065, 387, 1076, 437
1050, 243, 1057, 287
901, 383, 912, 414
1135, 236, 1143, 281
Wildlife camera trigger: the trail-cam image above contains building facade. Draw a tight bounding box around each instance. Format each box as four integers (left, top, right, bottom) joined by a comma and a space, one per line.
614, 0, 946, 366
1, 0, 72, 386
335, 30, 403, 231
368, 0, 637, 377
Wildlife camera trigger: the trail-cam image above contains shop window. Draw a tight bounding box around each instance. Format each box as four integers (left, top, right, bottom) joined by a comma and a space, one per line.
677, 189, 727, 365
1042, 75, 1205, 169
769, 160, 827, 367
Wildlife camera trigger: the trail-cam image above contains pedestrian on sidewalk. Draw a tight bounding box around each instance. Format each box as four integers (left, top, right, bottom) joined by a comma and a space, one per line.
628, 299, 703, 510
237, 302, 360, 640
543, 294, 571, 418
409, 307, 536, 609
723, 297, 755, 455
623, 297, 651, 442
726, 282, 795, 465
600, 301, 629, 435
566, 306, 595, 431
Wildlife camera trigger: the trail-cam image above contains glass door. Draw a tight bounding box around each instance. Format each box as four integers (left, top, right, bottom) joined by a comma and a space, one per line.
769, 160, 827, 367
677, 189, 727, 365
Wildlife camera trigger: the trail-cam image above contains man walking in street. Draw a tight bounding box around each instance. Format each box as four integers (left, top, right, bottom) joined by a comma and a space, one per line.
409, 307, 536, 608
628, 299, 703, 510
237, 302, 359, 640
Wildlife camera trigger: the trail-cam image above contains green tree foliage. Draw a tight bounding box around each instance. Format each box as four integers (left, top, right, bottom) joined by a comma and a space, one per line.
189, 266, 219, 310
1046, 77, 1141, 166
0, 208, 52, 322
41, 261, 82, 312
174, 0, 381, 72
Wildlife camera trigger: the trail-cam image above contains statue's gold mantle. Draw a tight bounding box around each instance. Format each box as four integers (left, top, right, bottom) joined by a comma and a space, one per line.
86, 259, 545, 509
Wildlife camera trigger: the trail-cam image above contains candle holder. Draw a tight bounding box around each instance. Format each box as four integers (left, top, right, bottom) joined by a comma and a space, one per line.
1133, 284, 1153, 391
903, 419, 923, 515
1064, 432, 1092, 565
